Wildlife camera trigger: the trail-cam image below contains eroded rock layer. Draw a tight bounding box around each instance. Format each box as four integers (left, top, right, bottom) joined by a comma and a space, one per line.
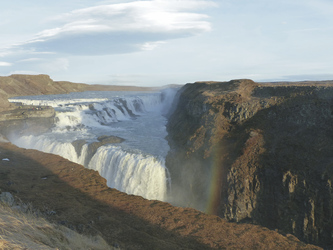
166, 79, 333, 248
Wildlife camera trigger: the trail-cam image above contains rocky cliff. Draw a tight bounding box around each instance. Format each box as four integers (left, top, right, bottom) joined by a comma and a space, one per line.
166, 79, 333, 248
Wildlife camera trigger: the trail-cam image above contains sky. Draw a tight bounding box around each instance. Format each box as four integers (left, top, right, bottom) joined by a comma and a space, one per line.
1, 0, 333, 86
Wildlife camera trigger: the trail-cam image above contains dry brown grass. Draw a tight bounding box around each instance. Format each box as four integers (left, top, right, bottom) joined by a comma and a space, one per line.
0, 203, 114, 250
258, 80, 333, 86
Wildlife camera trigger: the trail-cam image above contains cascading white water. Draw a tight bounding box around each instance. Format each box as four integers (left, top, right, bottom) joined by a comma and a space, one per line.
9, 89, 178, 201
88, 146, 168, 200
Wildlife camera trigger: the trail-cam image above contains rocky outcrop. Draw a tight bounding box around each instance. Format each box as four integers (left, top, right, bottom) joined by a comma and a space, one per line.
166, 79, 333, 248
72, 135, 125, 165
0, 192, 15, 206
0, 105, 56, 137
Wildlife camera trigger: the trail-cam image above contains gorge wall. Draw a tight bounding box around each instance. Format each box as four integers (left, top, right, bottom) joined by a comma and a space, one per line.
166, 79, 333, 248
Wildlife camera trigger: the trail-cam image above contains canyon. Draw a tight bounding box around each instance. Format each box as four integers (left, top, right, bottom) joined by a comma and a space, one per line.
0, 74, 329, 249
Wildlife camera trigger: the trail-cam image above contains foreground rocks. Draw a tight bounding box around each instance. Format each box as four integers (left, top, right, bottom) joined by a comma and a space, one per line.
166, 79, 333, 248
0, 142, 320, 249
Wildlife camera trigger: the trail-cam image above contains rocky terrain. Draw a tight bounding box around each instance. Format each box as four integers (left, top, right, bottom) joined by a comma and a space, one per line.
166, 79, 333, 249
0, 74, 326, 249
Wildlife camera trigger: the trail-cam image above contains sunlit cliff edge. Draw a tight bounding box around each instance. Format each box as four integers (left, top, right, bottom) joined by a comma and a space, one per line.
0, 74, 327, 249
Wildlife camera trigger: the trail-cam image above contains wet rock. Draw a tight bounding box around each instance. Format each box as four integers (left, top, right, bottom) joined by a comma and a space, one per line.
81, 135, 125, 166
97, 135, 125, 144
72, 139, 87, 157
89, 135, 124, 154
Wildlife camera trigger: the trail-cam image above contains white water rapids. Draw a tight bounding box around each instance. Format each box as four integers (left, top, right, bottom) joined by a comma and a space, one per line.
9, 89, 178, 201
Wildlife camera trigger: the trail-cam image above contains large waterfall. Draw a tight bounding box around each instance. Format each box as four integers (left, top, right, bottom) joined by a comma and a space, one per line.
9, 89, 177, 201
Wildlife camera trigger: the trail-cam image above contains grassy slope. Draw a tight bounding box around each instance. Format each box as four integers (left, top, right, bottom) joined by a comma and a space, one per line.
0, 203, 113, 250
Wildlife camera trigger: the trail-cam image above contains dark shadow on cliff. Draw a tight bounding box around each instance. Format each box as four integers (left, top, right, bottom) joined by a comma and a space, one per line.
216, 90, 333, 249
0, 142, 214, 250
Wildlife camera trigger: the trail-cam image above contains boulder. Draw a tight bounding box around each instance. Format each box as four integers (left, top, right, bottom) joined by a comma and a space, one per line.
0, 192, 15, 206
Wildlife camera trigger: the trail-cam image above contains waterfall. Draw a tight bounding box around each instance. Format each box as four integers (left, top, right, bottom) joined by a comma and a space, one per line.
9, 89, 178, 201
88, 146, 168, 200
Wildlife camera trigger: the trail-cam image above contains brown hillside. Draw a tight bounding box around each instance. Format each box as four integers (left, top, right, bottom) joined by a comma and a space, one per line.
0, 74, 154, 112
0, 142, 321, 249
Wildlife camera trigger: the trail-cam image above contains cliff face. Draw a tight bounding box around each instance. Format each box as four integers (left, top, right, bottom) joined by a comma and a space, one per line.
166, 80, 333, 248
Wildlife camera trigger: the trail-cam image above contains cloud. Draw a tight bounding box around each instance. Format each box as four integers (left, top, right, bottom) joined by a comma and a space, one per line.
141, 41, 166, 51
0, 61, 12, 66
8, 70, 40, 75
17, 58, 43, 63
17, 0, 215, 55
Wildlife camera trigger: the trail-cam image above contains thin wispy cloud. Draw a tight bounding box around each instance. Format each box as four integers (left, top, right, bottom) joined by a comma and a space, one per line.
14, 0, 215, 55
1, 0, 332, 86
0, 62, 12, 67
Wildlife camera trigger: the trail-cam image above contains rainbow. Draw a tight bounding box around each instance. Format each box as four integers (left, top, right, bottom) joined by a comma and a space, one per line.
205, 146, 225, 215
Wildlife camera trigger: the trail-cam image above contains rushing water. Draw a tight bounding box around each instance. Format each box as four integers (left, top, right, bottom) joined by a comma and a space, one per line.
9, 89, 178, 201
